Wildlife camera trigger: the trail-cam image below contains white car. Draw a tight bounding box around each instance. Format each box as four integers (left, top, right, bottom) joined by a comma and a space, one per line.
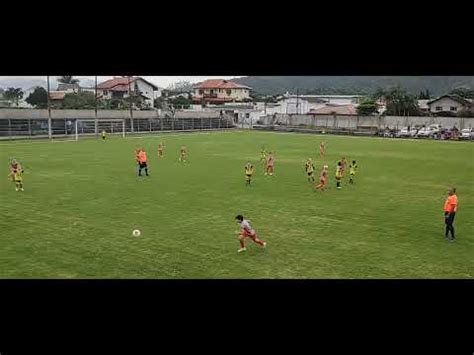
417, 127, 435, 138
398, 127, 418, 137
428, 124, 442, 135
460, 128, 473, 140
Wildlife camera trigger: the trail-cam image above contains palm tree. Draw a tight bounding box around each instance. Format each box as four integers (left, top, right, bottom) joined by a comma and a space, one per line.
57, 76, 80, 84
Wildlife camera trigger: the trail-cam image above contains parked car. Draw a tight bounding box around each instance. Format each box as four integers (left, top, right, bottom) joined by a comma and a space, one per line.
398, 126, 418, 137
417, 126, 435, 138
460, 128, 474, 140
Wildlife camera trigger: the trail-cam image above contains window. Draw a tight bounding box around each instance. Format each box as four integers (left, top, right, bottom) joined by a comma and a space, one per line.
246, 113, 250, 118
199, 89, 203, 95
210, 89, 214, 95
226, 89, 231, 96
103, 90, 108, 95
450, 106, 457, 111
435, 106, 442, 111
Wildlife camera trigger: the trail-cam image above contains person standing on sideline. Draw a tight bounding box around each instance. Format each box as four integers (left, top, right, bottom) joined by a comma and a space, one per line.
444, 188, 458, 241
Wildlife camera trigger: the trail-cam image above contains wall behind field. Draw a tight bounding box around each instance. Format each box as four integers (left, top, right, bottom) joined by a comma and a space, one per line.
0, 108, 222, 120
258, 114, 474, 129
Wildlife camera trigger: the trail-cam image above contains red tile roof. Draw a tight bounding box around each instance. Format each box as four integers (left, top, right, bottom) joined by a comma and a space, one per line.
195, 79, 251, 90
97, 77, 158, 91
49, 91, 66, 100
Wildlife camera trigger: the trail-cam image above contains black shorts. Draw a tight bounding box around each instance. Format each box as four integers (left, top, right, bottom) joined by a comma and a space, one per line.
246, 174, 252, 178
307, 172, 313, 176
139, 162, 147, 168
445, 212, 456, 224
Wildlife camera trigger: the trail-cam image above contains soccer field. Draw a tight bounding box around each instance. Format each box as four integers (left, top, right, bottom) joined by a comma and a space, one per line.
1, 130, 473, 278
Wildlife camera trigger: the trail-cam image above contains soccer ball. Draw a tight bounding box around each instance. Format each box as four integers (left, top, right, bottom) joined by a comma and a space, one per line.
132, 229, 141, 237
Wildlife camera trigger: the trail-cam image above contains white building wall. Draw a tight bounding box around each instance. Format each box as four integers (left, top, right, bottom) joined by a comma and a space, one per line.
429, 97, 466, 113
135, 80, 155, 107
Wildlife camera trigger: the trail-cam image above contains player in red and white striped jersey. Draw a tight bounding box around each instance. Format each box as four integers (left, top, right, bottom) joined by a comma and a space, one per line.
235, 215, 266, 253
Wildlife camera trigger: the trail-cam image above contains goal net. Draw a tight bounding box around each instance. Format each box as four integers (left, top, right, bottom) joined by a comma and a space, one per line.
74, 119, 126, 140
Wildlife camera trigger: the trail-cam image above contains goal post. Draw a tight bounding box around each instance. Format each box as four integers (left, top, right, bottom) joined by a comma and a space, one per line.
74, 119, 126, 141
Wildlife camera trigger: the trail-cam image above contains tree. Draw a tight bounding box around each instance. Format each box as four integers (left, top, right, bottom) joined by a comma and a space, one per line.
169, 96, 192, 109
166, 81, 194, 93
3, 87, 24, 106
376, 86, 420, 116
449, 88, 474, 99
25, 87, 48, 108
418, 89, 431, 99
57, 76, 80, 84
62, 91, 96, 109
356, 98, 379, 115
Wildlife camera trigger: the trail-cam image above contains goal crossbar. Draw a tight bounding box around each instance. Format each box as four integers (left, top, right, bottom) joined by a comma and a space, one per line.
75, 119, 126, 140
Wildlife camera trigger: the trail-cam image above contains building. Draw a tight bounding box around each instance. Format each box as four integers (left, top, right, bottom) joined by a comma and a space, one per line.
57, 83, 81, 93
97, 77, 159, 108
49, 91, 67, 106
308, 104, 358, 116
427, 95, 473, 115
277, 94, 364, 114
193, 79, 251, 104
417, 99, 430, 114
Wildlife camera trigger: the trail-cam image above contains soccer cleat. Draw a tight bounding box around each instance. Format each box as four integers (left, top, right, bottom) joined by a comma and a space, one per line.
238, 248, 247, 253
20, 188, 24, 191
337, 186, 342, 189
15, 188, 19, 191
262, 242, 267, 248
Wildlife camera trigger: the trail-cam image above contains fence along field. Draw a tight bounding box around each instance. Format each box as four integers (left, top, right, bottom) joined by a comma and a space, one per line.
0, 109, 234, 140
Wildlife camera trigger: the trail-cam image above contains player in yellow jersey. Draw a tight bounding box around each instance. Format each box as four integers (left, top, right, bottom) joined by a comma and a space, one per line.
101, 130, 106, 141
335, 161, 343, 189
349, 160, 358, 184
179, 145, 188, 163
244, 161, 254, 186
305, 158, 315, 183
260, 147, 267, 165
157, 143, 165, 158
9, 169, 24, 191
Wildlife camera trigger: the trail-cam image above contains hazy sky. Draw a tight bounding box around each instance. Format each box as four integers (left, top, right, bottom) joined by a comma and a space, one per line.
0, 76, 242, 88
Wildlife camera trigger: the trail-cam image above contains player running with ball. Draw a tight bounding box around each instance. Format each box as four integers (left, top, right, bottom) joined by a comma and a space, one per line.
235, 215, 266, 253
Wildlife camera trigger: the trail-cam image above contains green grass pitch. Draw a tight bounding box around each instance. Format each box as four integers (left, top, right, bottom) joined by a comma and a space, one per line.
1, 130, 473, 278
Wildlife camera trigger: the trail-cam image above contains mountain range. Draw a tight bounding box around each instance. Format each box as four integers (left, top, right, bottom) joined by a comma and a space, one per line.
231, 76, 474, 96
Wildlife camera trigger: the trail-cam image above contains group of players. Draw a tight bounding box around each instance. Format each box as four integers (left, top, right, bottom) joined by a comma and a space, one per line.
133, 144, 189, 176
6, 136, 357, 254
244, 141, 358, 191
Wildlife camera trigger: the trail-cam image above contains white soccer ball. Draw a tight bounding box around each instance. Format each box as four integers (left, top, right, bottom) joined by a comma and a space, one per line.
132, 229, 141, 237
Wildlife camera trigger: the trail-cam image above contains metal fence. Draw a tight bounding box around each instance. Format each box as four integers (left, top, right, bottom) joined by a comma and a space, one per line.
0, 116, 235, 140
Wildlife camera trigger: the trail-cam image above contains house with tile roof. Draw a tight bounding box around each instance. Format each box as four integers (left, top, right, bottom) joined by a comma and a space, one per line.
427, 95, 473, 116
193, 79, 251, 104
97, 77, 159, 108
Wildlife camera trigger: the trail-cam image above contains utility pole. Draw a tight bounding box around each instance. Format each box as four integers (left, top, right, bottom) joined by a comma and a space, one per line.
128, 76, 134, 133
47, 75, 52, 139
94, 75, 98, 136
